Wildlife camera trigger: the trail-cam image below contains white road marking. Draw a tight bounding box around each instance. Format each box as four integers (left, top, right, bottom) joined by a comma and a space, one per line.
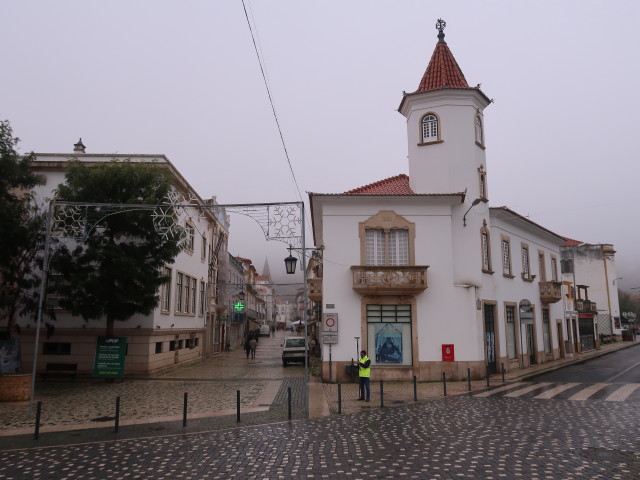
568, 383, 607, 401
503, 383, 551, 397
604, 383, 640, 402
533, 383, 580, 399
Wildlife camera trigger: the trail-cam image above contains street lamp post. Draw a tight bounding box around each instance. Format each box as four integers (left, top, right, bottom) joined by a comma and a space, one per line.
29, 201, 54, 414
284, 204, 310, 412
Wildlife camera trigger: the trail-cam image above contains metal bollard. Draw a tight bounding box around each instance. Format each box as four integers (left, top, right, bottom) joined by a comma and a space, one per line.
501, 363, 506, 384
338, 384, 342, 414
115, 396, 121, 433
413, 375, 417, 402
380, 379, 384, 408
442, 372, 447, 396
34, 401, 42, 440
288, 387, 292, 420
467, 368, 472, 391
486, 370, 490, 387
183, 392, 188, 427
236, 390, 241, 423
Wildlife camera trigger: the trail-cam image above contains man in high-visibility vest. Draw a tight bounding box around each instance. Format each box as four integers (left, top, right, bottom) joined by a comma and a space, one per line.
356, 349, 371, 402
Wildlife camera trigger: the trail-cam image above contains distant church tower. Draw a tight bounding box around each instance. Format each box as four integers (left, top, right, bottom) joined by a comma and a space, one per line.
262, 258, 272, 281
398, 19, 491, 201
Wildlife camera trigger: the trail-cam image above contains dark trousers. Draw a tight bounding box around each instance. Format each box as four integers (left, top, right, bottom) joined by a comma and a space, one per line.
359, 376, 370, 400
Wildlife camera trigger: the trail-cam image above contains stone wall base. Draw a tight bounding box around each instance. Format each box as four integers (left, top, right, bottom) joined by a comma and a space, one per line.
322, 360, 488, 383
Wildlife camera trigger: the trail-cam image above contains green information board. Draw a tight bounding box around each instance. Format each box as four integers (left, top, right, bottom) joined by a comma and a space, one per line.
93, 336, 127, 378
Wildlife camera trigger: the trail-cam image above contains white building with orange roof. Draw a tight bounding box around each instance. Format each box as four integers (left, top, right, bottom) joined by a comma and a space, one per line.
309, 20, 589, 382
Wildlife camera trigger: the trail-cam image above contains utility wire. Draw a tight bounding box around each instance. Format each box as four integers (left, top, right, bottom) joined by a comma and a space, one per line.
241, 0, 304, 205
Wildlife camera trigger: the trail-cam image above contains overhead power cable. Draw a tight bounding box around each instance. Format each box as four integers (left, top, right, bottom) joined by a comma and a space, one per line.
240, 0, 304, 205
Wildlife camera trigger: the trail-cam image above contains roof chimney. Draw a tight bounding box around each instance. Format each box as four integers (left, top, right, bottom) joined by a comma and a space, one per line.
73, 138, 86, 153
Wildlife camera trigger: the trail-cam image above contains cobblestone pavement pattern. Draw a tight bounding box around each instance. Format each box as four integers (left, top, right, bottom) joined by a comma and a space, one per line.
0, 331, 308, 434
1, 395, 639, 479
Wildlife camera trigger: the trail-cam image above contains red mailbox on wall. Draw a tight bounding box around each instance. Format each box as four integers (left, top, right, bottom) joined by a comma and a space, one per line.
442, 344, 455, 362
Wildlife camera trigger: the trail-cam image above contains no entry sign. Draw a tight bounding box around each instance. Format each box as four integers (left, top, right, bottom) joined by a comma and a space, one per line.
323, 313, 338, 333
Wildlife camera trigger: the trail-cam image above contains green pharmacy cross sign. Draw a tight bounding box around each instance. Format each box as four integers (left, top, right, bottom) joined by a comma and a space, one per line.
234, 301, 245, 312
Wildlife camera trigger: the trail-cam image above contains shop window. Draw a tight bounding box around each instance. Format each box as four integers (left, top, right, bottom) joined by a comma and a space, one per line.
367, 304, 412, 366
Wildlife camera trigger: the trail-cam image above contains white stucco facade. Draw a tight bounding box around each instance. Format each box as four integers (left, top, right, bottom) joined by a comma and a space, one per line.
310, 27, 574, 382
13, 152, 228, 375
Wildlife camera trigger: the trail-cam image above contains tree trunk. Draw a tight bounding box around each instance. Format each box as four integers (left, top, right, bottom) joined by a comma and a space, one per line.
106, 316, 115, 337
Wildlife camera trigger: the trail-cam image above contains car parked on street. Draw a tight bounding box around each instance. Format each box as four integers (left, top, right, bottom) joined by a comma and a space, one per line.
281, 336, 308, 366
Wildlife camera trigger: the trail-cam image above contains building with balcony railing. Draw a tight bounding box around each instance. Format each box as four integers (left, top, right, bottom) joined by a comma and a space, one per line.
308, 22, 619, 383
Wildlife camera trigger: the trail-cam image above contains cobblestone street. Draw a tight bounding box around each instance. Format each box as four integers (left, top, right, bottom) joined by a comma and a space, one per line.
0, 330, 309, 436
1, 337, 638, 479
1, 394, 639, 479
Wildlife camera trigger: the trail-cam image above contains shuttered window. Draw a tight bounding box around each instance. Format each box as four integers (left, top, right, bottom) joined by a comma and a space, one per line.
366, 229, 409, 266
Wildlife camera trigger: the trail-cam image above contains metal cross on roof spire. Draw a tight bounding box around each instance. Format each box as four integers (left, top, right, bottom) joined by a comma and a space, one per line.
436, 18, 446, 43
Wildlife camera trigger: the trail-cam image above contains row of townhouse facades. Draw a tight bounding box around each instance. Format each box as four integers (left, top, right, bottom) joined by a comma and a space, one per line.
308, 22, 622, 382
2, 147, 277, 376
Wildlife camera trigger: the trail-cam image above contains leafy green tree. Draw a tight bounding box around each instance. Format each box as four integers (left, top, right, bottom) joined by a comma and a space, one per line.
50, 160, 183, 336
0, 120, 45, 339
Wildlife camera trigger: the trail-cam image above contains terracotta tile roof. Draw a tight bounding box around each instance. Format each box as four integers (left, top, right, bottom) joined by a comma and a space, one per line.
416, 40, 468, 92
344, 174, 414, 194
561, 237, 587, 247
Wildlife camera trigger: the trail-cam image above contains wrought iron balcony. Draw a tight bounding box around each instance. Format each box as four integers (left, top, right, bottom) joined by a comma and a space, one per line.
575, 299, 597, 314
351, 265, 429, 295
539, 281, 562, 304
308, 278, 322, 303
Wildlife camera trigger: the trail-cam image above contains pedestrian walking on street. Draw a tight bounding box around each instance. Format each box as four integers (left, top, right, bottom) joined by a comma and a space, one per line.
245, 338, 251, 359
249, 338, 257, 359
356, 349, 371, 402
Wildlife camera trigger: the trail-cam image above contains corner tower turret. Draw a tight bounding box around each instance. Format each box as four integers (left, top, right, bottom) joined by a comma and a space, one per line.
398, 20, 491, 198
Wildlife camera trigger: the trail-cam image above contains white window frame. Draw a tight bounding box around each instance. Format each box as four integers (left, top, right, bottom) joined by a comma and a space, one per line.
475, 114, 484, 145
522, 246, 530, 278
506, 305, 517, 360
176, 273, 183, 313
162, 267, 172, 312
421, 114, 438, 143
185, 222, 195, 251
365, 229, 409, 266
199, 281, 206, 315
191, 277, 197, 314
538, 251, 546, 282
502, 239, 512, 276
184, 274, 191, 313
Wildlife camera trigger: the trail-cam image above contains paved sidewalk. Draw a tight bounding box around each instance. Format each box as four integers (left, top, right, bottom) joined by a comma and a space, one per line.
1, 334, 635, 442
490, 339, 639, 382
0, 330, 303, 437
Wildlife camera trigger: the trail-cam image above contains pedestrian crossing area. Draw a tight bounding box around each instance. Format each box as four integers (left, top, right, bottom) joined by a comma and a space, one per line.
474, 381, 640, 402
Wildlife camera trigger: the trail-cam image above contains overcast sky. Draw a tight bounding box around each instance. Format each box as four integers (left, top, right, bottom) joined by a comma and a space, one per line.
3, 1, 639, 290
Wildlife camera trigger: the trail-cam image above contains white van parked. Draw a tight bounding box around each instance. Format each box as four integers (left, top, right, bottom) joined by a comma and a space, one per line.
259, 324, 271, 337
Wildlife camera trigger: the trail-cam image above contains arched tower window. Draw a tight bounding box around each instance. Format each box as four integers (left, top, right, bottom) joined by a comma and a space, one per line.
421, 114, 439, 143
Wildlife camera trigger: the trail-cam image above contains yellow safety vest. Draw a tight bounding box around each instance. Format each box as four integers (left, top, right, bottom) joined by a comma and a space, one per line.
358, 355, 371, 378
